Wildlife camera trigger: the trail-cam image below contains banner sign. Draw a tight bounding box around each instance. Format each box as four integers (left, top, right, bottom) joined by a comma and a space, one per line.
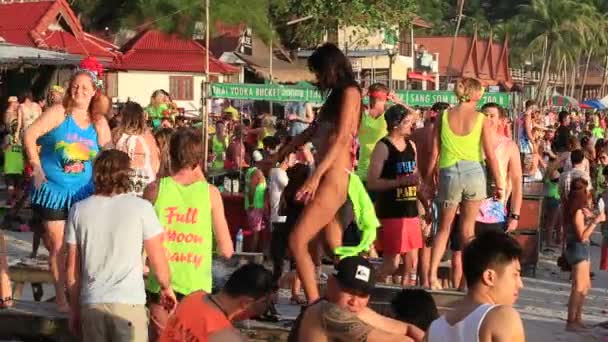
210, 83, 511, 107
398, 90, 511, 108
210, 83, 324, 103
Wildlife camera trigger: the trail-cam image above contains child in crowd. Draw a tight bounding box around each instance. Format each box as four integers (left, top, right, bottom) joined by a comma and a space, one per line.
391, 288, 439, 332
3, 131, 24, 207
543, 168, 561, 246
244, 151, 267, 253
272, 162, 310, 304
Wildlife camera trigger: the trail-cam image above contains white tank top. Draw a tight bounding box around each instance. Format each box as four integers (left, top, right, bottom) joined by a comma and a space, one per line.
115, 133, 156, 196
428, 304, 496, 342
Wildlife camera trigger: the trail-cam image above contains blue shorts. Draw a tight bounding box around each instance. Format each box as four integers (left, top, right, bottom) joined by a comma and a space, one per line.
438, 160, 488, 208
565, 241, 590, 265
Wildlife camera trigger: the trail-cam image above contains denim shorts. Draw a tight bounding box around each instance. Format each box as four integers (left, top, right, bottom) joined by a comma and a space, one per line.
565, 241, 590, 266
438, 160, 488, 207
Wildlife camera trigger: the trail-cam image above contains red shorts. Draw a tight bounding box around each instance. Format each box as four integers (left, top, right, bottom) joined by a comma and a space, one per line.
380, 217, 423, 255
246, 208, 266, 232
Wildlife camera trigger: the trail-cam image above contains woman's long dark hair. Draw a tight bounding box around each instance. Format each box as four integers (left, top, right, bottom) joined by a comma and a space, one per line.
307, 43, 357, 94
564, 177, 590, 222
308, 43, 361, 121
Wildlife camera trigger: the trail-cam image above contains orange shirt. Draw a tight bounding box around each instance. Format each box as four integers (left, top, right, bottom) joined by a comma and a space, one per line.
160, 291, 232, 342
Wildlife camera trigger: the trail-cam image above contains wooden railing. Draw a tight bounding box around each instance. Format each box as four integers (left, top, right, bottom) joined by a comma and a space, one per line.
510, 68, 565, 83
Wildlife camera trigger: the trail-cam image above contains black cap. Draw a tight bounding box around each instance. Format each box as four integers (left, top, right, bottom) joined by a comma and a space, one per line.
334, 256, 376, 295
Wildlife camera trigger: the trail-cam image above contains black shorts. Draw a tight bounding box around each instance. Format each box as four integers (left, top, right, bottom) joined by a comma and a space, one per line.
4, 174, 23, 187
450, 215, 506, 251
32, 205, 69, 221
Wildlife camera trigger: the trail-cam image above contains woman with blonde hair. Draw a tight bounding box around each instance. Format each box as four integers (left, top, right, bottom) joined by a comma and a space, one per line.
426, 78, 503, 290
146, 90, 168, 130
24, 69, 111, 311
112, 101, 160, 195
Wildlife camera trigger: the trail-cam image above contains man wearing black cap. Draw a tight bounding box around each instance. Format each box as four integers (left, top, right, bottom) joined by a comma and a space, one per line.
288, 256, 424, 342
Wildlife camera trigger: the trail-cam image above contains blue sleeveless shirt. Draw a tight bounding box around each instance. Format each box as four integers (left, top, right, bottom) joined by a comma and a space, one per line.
31, 115, 99, 210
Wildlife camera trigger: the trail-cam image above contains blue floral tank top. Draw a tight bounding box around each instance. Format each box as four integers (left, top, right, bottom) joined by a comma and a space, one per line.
31, 115, 99, 210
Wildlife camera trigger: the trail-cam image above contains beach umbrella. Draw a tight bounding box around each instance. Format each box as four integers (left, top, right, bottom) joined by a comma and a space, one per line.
551, 95, 579, 107
600, 95, 608, 107
582, 99, 606, 109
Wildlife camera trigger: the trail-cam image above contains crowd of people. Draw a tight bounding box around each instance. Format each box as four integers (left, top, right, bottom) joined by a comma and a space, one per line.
0, 43, 604, 341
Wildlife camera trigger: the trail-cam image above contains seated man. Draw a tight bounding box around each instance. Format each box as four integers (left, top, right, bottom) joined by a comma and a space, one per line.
161, 263, 275, 342
288, 256, 424, 342
427, 231, 525, 342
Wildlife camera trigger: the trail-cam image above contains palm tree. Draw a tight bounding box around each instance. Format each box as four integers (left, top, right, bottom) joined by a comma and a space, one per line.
583, 0, 608, 97
518, 0, 598, 103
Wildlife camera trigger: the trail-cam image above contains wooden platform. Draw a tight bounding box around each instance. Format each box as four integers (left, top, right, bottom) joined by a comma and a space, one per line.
237, 319, 291, 342
8, 258, 52, 301
0, 300, 72, 341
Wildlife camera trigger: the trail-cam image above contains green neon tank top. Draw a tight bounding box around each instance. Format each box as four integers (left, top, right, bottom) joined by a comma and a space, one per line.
439, 111, 484, 168
356, 110, 387, 181
146, 177, 213, 295
244, 167, 266, 209
211, 135, 228, 170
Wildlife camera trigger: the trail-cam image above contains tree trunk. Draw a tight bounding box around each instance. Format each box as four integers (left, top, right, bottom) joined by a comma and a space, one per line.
579, 48, 593, 100
556, 56, 564, 94
562, 56, 568, 95
538, 35, 549, 92
536, 44, 553, 105
600, 55, 608, 96
569, 59, 577, 98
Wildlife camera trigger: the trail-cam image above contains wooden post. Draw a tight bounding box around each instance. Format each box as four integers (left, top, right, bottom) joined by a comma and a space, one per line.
202, 0, 210, 172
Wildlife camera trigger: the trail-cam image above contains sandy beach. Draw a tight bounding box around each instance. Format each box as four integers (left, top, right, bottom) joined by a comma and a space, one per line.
4, 229, 608, 341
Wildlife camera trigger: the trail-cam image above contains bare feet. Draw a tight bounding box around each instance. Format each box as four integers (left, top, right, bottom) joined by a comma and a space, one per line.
0, 297, 13, 309
429, 279, 443, 290
566, 321, 589, 332
290, 296, 306, 305
56, 300, 70, 313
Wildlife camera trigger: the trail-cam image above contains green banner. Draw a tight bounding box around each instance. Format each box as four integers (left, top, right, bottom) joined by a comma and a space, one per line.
397, 91, 511, 108
210, 83, 511, 107
210, 83, 323, 103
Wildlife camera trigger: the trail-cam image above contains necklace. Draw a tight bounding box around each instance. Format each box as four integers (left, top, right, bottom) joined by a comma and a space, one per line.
208, 295, 230, 320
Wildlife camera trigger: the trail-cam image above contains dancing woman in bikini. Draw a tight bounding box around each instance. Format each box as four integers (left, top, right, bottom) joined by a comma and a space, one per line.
272, 43, 364, 302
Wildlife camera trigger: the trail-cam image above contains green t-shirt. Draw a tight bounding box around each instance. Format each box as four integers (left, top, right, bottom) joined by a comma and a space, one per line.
244, 167, 266, 209
356, 111, 387, 181
593, 127, 605, 139
545, 179, 560, 200
147, 177, 213, 295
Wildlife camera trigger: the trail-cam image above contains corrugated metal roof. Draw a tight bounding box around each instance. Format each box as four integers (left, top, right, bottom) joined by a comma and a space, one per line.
0, 0, 116, 59
0, 0, 53, 30
118, 30, 238, 74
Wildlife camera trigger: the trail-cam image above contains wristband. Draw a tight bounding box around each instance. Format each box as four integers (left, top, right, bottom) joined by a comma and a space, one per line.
509, 213, 520, 220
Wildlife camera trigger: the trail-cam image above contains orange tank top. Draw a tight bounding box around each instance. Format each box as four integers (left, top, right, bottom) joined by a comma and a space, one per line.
160, 291, 232, 342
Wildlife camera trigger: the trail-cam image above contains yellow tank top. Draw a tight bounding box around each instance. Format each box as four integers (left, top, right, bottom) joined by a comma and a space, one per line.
356, 111, 387, 181
439, 111, 484, 168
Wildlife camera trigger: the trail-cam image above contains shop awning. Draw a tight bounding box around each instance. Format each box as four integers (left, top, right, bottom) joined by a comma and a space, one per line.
0, 42, 82, 67
408, 72, 435, 83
